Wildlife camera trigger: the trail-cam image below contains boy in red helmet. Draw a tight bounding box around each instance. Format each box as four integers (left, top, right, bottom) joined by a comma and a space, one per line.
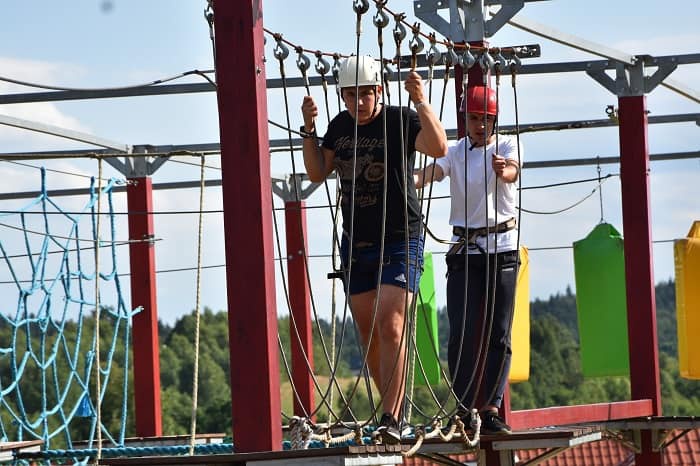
414, 85, 523, 434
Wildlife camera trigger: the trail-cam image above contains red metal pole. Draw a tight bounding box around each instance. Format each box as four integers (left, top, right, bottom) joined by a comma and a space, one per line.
618, 95, 662, 466
126, 176, 163, 437
285, 200, 315, 420
213, 0, 282, 452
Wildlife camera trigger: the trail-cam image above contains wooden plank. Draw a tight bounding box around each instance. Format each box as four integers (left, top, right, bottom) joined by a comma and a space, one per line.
602, 415, 700, 430
491, 431, 602, 451
412, 425, 602, 456
0, 440, 43, 452
0, 440, 43, 462
510, 399, 653, 429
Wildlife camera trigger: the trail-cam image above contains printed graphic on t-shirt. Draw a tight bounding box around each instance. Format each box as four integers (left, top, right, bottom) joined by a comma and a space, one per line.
333, 136, 386, 209
321, 106, 422, 242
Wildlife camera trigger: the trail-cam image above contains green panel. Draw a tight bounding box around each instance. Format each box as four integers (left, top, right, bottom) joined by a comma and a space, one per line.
573, 223, 630, 377
415, 252, 440, 386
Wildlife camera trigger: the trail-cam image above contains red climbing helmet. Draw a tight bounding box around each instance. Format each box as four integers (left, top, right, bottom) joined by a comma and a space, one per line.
460, 85, 498, 115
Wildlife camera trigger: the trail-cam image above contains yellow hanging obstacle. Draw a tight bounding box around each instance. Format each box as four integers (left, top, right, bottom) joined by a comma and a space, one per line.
675, 221, 700, 380
510, 246, 530, 382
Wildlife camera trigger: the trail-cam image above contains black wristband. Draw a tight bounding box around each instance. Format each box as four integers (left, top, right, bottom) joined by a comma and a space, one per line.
299, 125, 316, 139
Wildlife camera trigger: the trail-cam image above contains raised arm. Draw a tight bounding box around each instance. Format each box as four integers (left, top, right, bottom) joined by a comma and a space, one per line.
404, 71, 448, 158
301, 95, 335, 182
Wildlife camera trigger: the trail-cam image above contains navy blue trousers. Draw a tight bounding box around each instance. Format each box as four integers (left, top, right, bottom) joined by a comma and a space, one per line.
445, 250, 519, 410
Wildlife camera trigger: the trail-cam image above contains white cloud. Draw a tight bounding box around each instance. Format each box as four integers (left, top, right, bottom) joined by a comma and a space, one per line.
0, 56, 92, 149
613, 33, 700, 56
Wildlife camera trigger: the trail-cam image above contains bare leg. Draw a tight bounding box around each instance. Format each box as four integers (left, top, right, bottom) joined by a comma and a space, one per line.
350, 290, 382, 396
351, 285, 411, 419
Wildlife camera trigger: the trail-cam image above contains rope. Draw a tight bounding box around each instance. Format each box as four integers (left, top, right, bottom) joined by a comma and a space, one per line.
94, 158, 104, 464
0, 69, 215, 93
20, 443, 235, 461
0, 219, 159, 244
188, 155, 207, 455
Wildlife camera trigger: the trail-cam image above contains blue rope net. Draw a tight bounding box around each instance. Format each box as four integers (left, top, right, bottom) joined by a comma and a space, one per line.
0, 169, 139, 456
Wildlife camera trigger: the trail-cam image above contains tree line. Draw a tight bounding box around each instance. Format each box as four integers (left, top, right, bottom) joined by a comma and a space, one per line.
1, 280, 698, 444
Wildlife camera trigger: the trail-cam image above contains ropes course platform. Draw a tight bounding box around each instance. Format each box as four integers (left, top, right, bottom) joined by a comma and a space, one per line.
103, 444, 404, 466
11, 420, 698, 465
95, 426, 603, 466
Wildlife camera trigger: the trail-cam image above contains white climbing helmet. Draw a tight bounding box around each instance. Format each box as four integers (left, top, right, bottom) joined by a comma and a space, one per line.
337, 55, 382, 89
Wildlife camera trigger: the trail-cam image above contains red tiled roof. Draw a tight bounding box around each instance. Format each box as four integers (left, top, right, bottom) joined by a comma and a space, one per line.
404, 429, 700, 466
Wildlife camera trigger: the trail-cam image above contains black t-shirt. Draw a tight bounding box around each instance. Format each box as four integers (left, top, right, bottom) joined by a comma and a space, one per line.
322, 105, 422, 243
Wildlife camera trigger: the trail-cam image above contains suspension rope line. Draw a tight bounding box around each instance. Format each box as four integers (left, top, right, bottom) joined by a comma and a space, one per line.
0, 69, 215, 93
412, 39, 461, 426
94, 158, 104, 464
188, 155, 206, 455
388, 9, 414, 423
273, 33, 359, 425
328, 0, 378, 430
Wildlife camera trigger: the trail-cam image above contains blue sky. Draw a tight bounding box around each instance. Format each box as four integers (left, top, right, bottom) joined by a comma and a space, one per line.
0, 1, 698, 324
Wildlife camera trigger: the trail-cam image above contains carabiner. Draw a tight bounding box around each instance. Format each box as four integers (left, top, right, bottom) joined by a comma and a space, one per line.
332, 53, 342, 84
493, 48, 508, 73
461, 46, 476, 69
373, 3, 389, 29
479, 52, 495, 73
444, 40, 458, 68
392, 16, 407, 44
295, 47, 311, 74
314, 51, 331, 76
426, 34, 442, 67
409, 23, 424, 55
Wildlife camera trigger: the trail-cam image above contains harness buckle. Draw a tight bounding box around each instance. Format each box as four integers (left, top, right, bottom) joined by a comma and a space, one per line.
450, 217, 517, 255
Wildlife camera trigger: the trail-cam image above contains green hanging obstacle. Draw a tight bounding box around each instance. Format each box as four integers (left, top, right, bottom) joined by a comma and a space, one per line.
414, 252, 440, 386
573, 223, 630, 377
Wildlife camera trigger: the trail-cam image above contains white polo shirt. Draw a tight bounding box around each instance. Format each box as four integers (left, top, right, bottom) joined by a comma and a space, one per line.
435, 134, 523, 254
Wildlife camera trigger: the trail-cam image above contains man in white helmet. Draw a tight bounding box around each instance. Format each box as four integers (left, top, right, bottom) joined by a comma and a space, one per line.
301, 55, 447, 444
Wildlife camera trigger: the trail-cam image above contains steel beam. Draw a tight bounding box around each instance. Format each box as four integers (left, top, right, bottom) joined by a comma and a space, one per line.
0, 113, 130, 153
1, 54, 698, 104
508, 15, 636, 65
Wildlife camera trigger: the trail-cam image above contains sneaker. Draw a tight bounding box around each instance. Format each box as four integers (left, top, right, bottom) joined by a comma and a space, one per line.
480, 411, 512, 435
375, 413, 401, 444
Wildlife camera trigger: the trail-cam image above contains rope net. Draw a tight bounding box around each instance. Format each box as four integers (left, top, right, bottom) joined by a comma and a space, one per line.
0, 169, 136, 453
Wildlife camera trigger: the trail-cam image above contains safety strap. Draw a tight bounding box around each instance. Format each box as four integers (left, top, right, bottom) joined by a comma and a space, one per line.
447, 217, 517, 256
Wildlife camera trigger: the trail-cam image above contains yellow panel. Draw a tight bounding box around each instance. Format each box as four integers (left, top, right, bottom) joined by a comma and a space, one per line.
676, 221, 700, 379
509, 246, 530, 382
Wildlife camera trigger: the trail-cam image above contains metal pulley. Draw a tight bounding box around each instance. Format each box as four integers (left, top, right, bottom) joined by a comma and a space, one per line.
352, 0, 369, 15
273, 35, 289, 61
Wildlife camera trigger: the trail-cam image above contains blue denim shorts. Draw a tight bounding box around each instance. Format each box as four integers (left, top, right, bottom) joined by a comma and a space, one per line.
339, 235, 425, 295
